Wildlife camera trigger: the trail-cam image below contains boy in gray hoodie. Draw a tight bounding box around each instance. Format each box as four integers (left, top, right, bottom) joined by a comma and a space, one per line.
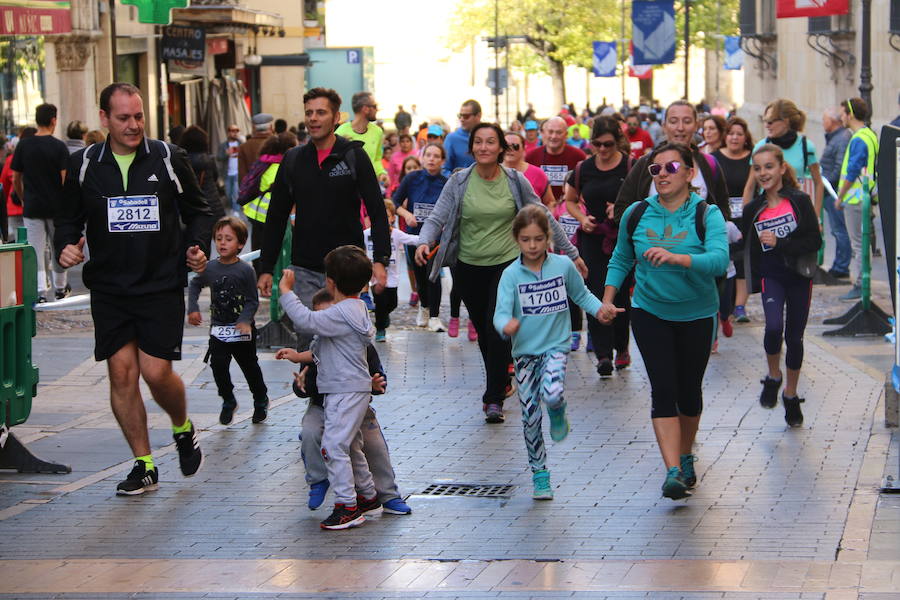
278, 245, 379, 530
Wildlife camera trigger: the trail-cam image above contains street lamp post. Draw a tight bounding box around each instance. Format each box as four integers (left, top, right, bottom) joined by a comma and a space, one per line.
684, 0, 690, 100
859, 0, 873, 113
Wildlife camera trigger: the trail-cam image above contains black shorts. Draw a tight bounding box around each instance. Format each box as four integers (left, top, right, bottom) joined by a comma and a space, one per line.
91, 290, 185, 361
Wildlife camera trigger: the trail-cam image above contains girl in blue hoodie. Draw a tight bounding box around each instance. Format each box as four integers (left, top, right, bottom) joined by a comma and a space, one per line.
600, 143, 729, 501
494, 205, 603, 500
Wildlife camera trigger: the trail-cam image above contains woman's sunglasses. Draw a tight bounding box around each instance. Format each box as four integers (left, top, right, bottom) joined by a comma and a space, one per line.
507, 142, 521, 151
647, 161, 683, 177
591, 140, 616, 148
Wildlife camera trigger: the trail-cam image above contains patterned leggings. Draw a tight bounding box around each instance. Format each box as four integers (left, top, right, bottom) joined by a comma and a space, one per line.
513, 351, 568, 473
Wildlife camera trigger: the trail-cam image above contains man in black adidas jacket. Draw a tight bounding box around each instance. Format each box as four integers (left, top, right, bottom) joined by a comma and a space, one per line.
257, 87, 390, 348
55, 83, 214, 497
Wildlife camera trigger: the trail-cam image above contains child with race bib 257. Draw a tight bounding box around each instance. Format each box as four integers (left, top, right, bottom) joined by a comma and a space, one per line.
493, 205, 604, 500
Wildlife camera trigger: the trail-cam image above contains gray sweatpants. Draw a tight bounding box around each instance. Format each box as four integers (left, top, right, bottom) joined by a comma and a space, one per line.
24, 217, 66, 294
321, 391, 376, 505
290, 265, 326, 351
301, 403, 401, 503
844, 203, 865, 287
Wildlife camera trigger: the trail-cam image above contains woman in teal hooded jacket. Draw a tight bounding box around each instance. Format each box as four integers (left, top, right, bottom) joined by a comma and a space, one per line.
599, 142, 729, 501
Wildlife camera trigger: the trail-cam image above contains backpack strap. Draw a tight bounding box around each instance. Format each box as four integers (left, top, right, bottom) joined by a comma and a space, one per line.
344, 147, 358, 182
801, 134, 809, 177
694, 200, 708, 242
625, 199, 650, 244
157, 140, 183, 194
78, 143, 99, 186
574, 159, 584, 198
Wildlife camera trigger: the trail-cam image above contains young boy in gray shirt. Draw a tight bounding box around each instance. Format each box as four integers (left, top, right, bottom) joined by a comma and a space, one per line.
188, 217, 269, 425
278, 245, 379, 530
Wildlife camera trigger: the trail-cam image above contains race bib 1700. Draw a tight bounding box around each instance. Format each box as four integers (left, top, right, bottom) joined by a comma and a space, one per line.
518, 276, 567, 316
754, 212, 797, 252
107, 195, 160, 232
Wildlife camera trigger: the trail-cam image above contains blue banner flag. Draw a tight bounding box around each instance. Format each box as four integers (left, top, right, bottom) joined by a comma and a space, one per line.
724, 36, 744, 70
592, 41, 618, 77
632, 0, 675, 65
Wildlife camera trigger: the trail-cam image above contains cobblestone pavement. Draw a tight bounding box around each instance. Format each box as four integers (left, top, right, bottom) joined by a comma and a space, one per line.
2, 262, 899, 598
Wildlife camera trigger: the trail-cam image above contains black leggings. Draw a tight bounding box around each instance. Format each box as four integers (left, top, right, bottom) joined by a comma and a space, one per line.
581, 235, 630, 361
630, 308, 715, 418
208, 333, 268, 407
450, 266, 462, 319
761, 272, 812, 370
454, 259, 514, 405
374, 287, 398, 330
406, 246, 442, 317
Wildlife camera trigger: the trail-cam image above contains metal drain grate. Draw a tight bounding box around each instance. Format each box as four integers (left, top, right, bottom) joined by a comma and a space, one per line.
418, 483, 515, 498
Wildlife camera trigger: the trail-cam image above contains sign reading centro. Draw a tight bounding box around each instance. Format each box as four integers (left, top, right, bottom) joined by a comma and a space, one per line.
161, 25, 205, 63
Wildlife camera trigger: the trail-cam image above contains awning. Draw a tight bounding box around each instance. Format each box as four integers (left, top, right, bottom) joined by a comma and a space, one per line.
171, 4, 282, 33
0, 0, 71, 35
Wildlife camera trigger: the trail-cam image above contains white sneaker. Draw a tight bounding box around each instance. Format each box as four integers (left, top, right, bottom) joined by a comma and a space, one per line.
416, 306, 429, 327
428, 317, 446, 332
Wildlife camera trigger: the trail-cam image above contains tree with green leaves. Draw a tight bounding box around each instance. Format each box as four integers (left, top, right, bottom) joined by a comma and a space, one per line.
448, 0, 738, 110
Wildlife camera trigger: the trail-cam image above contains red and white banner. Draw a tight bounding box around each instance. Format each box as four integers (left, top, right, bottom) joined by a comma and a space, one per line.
776, 0, 849, 19
0, 1, 72, 35
628, 42, 653, 79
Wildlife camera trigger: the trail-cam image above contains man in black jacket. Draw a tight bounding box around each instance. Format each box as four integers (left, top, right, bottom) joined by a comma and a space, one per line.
257, 87, 390, 349
614, 101, 730, 223
55, 83, 215, 496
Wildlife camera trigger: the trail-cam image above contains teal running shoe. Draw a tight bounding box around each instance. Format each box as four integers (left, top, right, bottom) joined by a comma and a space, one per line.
547, 405, 569, 442
680, 454, 697, 488
532, 469, 553, 500
662, 466, 691, 500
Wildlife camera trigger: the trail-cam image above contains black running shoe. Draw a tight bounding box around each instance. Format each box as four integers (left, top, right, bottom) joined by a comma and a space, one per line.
357, 494, 382, 516
783, 395, 804, 428
252, 399, 269, 423
597, 358, 614, 378
320, 503, 365, 530
54, 284, 72, 300
115, 460, 159, 495
219, 400, 237, 425
173, 422, 203, 477
759, 376, 782, 409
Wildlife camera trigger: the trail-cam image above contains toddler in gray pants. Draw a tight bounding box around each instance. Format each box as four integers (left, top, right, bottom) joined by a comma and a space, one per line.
278, 246, 382, 530
276, 288, 410, 516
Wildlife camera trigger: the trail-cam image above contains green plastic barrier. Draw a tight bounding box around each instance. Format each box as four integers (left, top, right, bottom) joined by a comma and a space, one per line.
0, 227, 39, 429
861, 173, 872, 311
268, 223, 292, 323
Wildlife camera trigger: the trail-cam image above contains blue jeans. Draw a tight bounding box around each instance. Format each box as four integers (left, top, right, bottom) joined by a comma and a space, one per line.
225, 174, 239, 213
824, 195, 851, 273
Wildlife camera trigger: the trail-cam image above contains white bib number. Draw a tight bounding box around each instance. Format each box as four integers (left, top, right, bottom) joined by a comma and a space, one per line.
518, 276, 567, 316
543, 165, 568, 187
413, 204, 434, 222
107, 195, 160, 232
729, 197, 743, 219
557, 214, 580, 238
755, 213, 797, 252
210, 325, 251, 343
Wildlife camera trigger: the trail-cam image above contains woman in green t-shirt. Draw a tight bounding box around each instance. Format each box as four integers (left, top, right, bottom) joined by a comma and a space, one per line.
415, 122, 587, 424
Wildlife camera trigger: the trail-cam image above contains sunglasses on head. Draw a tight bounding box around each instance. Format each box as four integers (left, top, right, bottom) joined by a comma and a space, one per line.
647, 161, 683, 177
591, 140, 616, 148
507, 142, 521, 151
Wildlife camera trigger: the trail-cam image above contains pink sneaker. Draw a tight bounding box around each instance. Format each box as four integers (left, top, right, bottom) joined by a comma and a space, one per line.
408, 292, 419, 307
467, 320, 478, 342
447, 317, 460, 338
